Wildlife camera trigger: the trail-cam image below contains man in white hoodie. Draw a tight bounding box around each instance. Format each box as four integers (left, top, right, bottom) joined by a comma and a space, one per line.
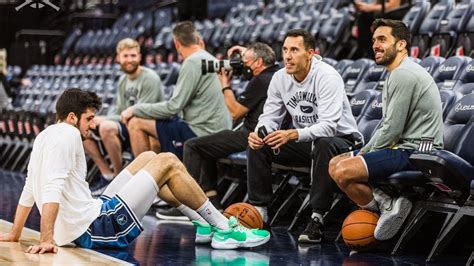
247, 29, 362, 243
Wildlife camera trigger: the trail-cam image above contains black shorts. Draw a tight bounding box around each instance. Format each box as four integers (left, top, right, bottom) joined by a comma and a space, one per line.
155, 117, 197, 160
356, 148, 415, 182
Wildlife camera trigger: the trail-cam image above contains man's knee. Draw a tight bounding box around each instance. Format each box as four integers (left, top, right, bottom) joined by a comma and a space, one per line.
155, 152, 182, 170
99, 120, 118, 137
136, 150, 156, 163
330, 161, 353, 189
128, 117, 147, 132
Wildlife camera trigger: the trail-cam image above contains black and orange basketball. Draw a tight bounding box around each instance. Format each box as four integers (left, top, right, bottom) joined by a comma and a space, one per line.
223, 202, 264, 229
341, 210, 379, 251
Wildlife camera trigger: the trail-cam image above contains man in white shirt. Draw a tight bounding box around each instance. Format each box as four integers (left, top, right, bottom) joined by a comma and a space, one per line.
0, 88, 270, 253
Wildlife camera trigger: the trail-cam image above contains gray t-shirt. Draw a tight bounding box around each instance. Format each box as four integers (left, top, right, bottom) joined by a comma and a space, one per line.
360, 57, 444, 153
109, 66, 164, 121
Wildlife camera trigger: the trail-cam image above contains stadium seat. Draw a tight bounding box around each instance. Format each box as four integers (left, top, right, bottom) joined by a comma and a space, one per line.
453, 60, 474, 95
418, 55, 446, 75
342, 58, 375, 97
410, 0, 455, 58
333, 59, 353, 74
391, 93, 474, 260
316, 9, 352, 59
402, 0, 431, 35
349, 89, 381, 123
432, 55, 471, 90
428, 0, 473, 57
453, 10, 474, 57
351, 64, 387, 95
355, 92, 383, 143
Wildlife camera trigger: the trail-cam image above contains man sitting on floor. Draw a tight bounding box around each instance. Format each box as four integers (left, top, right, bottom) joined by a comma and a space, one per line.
0, 88, 270, 253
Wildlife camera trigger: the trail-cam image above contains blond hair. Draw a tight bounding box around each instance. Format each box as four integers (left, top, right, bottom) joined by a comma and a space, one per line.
0, 49, 6, 75
116, 38, 140, 54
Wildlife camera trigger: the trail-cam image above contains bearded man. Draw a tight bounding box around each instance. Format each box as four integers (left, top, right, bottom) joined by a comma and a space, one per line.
329, 19, 444, 241
83, 38, 164, 194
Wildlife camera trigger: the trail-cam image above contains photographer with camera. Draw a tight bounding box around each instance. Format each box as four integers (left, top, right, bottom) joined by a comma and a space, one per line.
247, 29, 362, 243
120, 21, 231, 161
181, 43, 280, 215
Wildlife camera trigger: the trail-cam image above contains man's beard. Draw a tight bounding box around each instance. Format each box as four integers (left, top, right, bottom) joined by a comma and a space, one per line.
76, 120, 87, 141
374, 44, 397, 66
121, 62, 139, 74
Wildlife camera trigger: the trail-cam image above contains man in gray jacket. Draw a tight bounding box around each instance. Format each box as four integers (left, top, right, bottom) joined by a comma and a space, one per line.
329, 19, 443, 241
247, 29, 362, 243
121, 21, 231, 160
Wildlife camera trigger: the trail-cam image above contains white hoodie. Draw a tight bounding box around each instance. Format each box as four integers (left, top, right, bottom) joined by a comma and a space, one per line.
256, 55, 361, 142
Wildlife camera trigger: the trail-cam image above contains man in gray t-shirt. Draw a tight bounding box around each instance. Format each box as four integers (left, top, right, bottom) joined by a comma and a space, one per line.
120, 21, 231, 160
83, 38, 163, 193
329, 19, 444, 242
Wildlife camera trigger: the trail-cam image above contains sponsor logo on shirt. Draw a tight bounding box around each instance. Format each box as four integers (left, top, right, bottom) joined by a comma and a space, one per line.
300, 105, 313, 113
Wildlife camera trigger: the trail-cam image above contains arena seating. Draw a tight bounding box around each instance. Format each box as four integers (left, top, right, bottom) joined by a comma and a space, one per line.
1, 1, 473, 263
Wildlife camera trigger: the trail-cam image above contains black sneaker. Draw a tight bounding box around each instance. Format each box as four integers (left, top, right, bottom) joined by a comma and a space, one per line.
155, 207, 190, 221
298, 218, 324, 243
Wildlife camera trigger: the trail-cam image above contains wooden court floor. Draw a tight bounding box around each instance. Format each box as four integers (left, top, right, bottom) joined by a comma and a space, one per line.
0, 220, 131, 265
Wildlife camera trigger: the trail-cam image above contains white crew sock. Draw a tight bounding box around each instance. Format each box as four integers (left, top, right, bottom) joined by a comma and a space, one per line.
196, 199, 229, 230
177, 204, 206, 223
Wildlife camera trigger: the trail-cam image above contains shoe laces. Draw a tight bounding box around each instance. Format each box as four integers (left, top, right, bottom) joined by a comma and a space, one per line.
229, 217, 249, 233
304, 218, 322, 233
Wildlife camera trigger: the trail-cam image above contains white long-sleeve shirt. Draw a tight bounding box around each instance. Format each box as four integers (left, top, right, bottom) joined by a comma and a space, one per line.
256, 55, 361, 142
19, 123, 102, 246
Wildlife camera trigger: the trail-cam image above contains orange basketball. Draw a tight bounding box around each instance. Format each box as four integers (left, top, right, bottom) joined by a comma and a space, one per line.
223, 202, 264, 229
341, 210, 379, 251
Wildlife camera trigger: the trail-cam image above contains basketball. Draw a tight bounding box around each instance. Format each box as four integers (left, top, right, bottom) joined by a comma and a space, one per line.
341, 210, 379, 251
223, 202, 264, 229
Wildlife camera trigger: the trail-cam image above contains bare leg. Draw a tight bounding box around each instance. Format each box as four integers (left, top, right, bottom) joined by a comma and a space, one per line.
329, 155, 373, 206
128, 117, 159, 157
149, 136, 161, 153
142, 152, 207, 209
83, 138, 114, 176
100, 120, 123, 175
158, 185, 181, 208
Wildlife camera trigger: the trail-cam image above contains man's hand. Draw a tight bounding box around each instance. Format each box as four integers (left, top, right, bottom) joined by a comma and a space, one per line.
227, 45, 247, 57
120, 106, 135, 125
263, 129, 298, 150
354, 1, 374, 12
0, 232, 19, 242
25, 242, 58, 254
248, 132, 264, 150
217, 68, 233, 89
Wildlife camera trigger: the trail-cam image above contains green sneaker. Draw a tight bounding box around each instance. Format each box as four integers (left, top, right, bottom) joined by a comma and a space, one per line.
211, 216, 271, 249
192, 220, 215, 244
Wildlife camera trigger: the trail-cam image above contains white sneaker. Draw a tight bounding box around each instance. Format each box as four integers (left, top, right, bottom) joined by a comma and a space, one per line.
373, 189, 412, 241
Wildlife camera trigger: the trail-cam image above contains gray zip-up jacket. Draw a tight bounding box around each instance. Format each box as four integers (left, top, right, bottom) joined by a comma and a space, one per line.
256, 55, 361, 142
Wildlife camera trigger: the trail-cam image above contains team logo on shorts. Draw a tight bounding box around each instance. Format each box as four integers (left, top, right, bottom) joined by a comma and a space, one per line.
117, 214, 128, 225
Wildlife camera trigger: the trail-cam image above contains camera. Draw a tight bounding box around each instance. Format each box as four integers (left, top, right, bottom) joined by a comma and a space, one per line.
201, 51, 244, 75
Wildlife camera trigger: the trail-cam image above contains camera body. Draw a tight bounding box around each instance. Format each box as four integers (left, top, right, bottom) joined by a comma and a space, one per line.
201, 51, 244, 75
